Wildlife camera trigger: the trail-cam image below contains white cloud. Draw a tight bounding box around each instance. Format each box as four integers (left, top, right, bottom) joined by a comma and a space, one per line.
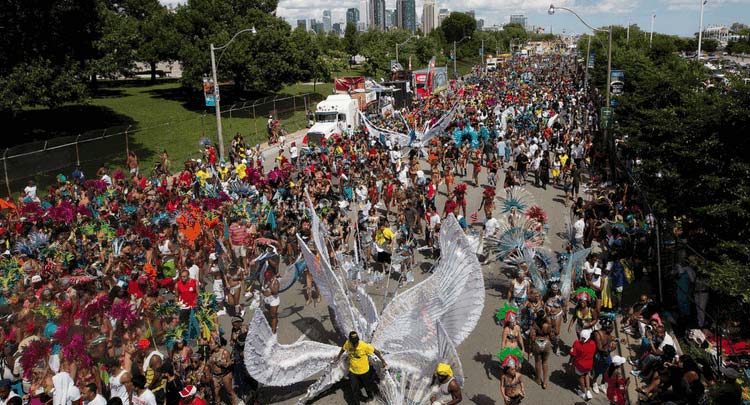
663, 0, 750, 11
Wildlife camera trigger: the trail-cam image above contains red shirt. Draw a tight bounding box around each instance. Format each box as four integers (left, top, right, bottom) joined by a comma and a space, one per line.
570, 339, 597, 372
175, 279, 198, 308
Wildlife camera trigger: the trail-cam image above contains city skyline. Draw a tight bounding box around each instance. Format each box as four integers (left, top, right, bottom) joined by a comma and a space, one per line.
158, 0, 750, 37
267, 0, 750, 37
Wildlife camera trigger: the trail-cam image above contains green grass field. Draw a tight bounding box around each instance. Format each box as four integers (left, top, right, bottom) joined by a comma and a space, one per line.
4, 60, 479, 194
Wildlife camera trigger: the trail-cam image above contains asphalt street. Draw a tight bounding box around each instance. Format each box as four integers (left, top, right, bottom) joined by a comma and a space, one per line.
217, 134, 612, 405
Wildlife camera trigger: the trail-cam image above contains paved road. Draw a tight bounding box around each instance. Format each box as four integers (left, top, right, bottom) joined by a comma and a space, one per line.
220, 134, 611, 405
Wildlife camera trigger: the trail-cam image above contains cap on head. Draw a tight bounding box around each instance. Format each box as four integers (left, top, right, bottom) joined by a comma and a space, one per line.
580, 329, 592, 341
179, 385, 197, 398
348, 331, 359, 341
611, 355, 626, 367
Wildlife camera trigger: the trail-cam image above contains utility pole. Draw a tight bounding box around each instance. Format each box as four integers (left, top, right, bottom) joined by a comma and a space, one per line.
209, 27, 257, 161
650, 14, 656, 48
627, 16, 630, 44
698, 0, 707, 59
584, 35, 591, 94
209, 44, 223, 160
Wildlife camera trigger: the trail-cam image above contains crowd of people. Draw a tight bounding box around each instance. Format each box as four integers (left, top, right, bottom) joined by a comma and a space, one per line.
0, 51, 714, 405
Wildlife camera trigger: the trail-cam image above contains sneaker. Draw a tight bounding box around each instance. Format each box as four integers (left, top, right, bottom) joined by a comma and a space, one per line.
592, 382, 600, 394
216, 309, 227, 316
628, 359, 640, 367
576, 389, 586, 399
630, 370, 641, 377
586, 390, 593, 400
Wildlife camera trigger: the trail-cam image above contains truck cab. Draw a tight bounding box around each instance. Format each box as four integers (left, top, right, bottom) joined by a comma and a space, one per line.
305, 94, 360, 146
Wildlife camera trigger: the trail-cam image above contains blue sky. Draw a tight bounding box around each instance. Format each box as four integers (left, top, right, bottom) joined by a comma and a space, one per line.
160, 0, 750, 37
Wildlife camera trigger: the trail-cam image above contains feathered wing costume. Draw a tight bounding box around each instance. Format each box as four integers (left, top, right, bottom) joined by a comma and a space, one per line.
244, 214, 483, 404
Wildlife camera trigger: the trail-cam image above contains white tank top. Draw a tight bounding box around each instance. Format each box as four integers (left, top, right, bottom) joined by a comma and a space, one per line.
110, 369, 130, 405
159, 240, 172, 256
436, 376, 455, 401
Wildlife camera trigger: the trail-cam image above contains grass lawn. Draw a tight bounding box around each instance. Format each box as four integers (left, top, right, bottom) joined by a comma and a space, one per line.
3, 60, 475, 193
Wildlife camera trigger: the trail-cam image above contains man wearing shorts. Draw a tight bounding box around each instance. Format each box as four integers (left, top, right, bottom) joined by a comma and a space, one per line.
229, 218, 249, 267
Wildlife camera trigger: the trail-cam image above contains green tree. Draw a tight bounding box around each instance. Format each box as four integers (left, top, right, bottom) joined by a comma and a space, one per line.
344, 22, 359, 58
440, 12, 476, 44
137, 5, 180, 81
175, 0, 294, 96
0, 0, 101, 111
701, 38, 719, 53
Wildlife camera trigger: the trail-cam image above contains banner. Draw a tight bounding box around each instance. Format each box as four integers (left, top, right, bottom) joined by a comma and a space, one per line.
610, 70, 625, 97
421, 103, 458, 144
203, 78, 216, 107
358, 111, 410, 148
587, 52, 596, 69
334, 77, 365, 92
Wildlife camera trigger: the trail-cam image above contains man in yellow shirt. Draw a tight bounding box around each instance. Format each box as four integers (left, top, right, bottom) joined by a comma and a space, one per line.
235, 159, 248, 180
334, 331, 387, 403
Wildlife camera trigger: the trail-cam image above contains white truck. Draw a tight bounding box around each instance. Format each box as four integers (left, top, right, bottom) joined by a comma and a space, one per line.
305, 94, 360, 146
486, 57, 499, 72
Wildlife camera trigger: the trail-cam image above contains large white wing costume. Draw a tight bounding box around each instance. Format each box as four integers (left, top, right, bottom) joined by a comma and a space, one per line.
244, 213, 483, 404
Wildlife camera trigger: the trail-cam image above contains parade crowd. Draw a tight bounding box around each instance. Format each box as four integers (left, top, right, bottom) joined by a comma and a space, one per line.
0, 53, 708, 405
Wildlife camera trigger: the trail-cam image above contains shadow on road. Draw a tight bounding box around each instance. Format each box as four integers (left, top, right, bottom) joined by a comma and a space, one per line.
290, 317, 339, 346
549, 369, 571, 390
469, 393, 497, 404
473, 352, 501, 381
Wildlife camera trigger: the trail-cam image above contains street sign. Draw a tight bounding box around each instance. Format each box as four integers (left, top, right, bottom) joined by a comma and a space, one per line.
610, 69, 625, 96
587, 52, 596, 69
601, 107, 613, 129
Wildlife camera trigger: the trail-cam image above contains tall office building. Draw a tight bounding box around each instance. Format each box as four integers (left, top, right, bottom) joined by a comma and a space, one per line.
385, 10, 395, 29
396, 0, 416, 32
477, 18, 484, 31
510, 14, 527, 29
346, 8, 360, 25
332, 23, 343, 35
370, 0, 386, 30
296, 19, 307, 31
438, 8, 450, 26
422, 0, 437, 34
322, 10, 332, 33
360, 0, 369, 30
309, 18, 318, 32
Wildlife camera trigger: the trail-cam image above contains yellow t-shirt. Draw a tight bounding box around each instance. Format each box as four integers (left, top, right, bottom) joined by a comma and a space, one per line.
342, 341, 375, 375
235, 164, 247, 179
375, 228, 394, 247
196, 170, 210, 185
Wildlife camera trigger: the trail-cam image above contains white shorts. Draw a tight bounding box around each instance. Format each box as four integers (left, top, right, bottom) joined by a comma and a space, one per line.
232, 245, 247, 258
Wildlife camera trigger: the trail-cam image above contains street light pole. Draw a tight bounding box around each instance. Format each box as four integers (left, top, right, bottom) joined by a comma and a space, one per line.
549, 4, 616, 179
396, 34, 419, 67
209, 44, 222, 159
453, 34, 471, 78
585, 34, 591, 94
698, 0, 707, 59
650, 13, 656, 48
209, 27, 257, 161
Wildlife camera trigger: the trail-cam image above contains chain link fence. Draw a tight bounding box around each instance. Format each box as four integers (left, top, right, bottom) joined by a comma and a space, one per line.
1, 93, 320, 197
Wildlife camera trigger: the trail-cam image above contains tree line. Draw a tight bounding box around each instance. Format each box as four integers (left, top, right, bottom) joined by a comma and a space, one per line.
0, 0, 552, 113
581, 25, 750, 305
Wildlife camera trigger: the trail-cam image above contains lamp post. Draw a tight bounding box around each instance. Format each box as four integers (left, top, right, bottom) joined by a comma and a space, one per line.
210, 27, 257, 161
453, 34, 472, 79
698, 0, 707, 59
396, 34, 419, 66
650, 13, 656, 48
549, 3, 615, 180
